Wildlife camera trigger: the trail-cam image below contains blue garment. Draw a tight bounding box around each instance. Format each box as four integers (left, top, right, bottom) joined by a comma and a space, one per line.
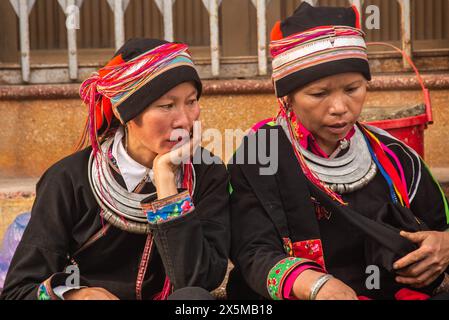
0, 212, 31, 292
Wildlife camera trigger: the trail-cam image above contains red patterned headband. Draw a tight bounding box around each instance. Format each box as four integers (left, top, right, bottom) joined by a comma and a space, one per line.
270, 25, 368, 95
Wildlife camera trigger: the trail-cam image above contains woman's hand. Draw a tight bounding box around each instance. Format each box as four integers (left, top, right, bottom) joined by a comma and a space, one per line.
394, 231, 449, 288
63, 287, 119, 300
153, 124, 201, 199
293, 270, 358, 300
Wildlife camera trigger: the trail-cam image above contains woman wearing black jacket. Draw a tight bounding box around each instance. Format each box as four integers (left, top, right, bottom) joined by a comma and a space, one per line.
1, 38, 230, 300
227, 3, 449, 301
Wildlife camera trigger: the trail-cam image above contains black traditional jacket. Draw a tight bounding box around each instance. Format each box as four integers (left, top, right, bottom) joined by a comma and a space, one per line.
1, 147, 230, 300
227, 123, 449, 300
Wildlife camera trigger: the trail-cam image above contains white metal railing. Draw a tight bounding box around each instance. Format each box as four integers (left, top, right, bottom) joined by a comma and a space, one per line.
8, 0, 413, 84
398, 0, 412, 61
9, 0, 35, 82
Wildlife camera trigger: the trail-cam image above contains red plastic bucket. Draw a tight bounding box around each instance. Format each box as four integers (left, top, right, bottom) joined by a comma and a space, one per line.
366, 114, 428, 158
363, 42, 433, 159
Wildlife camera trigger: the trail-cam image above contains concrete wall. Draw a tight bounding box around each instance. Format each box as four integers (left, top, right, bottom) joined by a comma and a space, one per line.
0, 88, 448, 178
1, 77, 449, 244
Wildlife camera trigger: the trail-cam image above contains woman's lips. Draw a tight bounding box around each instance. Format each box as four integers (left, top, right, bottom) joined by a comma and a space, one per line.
168, 133, 191, 142
166, 134, 192, 147
326, 122, 349, 135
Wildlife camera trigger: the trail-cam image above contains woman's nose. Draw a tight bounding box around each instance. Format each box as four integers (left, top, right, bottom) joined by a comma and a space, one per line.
173, 105, 193, 129
329, 97, 348, 116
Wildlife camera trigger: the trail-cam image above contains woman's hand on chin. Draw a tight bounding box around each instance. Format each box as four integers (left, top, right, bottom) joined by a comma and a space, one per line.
152, 159, 178, 199
394, 231, 449, 288
153, 129, 201, 199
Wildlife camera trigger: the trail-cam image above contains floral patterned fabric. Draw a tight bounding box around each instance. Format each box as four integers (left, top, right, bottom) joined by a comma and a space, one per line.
267, 257, 311, 300
274, 238, 327, 300
142, 190, 195, 224
282, 237, 294, 257
37, 276, 58, 300
37, 283, 52, 300
311, 197, 332, 220
292, 239, 326, 270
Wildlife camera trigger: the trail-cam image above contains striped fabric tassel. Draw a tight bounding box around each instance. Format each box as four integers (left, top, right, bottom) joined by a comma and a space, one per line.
359, 124, 410, 207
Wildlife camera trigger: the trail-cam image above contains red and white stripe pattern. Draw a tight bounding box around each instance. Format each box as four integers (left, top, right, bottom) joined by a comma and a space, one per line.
271, 26, 368, 91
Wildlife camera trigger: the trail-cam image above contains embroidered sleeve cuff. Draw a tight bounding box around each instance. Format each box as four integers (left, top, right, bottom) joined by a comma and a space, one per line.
38, 276, 58, 300
142, 190, 195, 224
267, 257, 319, 300
283, 264, 326, 300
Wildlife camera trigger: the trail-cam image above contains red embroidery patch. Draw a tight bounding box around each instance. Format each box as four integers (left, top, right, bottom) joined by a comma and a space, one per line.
180, 200, 193, 213
282, 237, 294, 257
292, 239, 326, 269
311, 197, 331, 220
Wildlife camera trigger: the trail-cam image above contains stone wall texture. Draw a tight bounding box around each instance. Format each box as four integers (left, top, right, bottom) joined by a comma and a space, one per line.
0, 87, 448, 178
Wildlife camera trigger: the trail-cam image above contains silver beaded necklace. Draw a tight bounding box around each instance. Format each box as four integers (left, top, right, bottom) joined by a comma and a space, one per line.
88, 137, 196, 234
278, 117, 377, 194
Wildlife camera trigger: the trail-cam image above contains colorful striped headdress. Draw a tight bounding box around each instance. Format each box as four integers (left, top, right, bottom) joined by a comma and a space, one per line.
270, 2, 371, 97
79, 38, 202, 154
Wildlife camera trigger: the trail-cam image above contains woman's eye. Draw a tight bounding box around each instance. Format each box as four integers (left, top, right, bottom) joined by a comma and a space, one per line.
159, 104, 174, 109
346, 87, 359, 94
188, 99, 198, 106
310, 92, 327, 98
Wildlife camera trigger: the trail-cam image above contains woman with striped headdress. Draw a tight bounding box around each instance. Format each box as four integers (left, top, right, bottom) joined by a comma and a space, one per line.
227, 2, 449, 300
1, 38, 229, 300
